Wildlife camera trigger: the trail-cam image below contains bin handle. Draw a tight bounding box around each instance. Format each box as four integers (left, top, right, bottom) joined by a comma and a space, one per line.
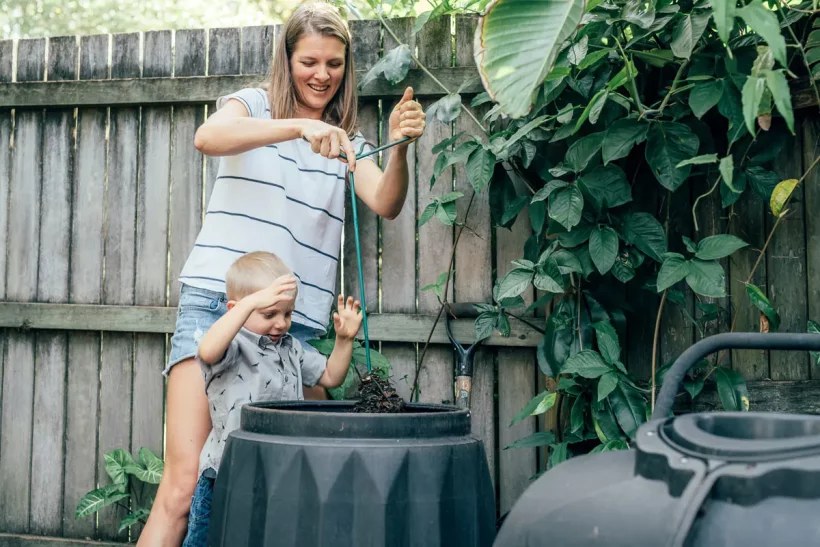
652, 333, 820, 420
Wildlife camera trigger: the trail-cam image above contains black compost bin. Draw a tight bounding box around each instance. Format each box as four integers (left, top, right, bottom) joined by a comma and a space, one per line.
208, 400, 495, 547
494, 333, 820, 547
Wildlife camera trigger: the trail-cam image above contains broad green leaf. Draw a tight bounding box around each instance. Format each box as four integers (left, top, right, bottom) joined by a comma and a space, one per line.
579, 165, 632, 210
684, 376, 705, 400
621, 0, 656, 28
715, 367, 750, 411
590, 439, 629, 453
500, 195, 529, 226
474, 311, 497, 342
533, 258, 565, 293
575, 89, 608, 131
382, 44, 412, 85
466, 147, 496, 193
577, 49, 611, 70
136, 447, 164, 484
428, 93, 463, 124
75, 484, 130, 519
695, 234, 748, 260
597, 371, 619, 401
421, 270, 451, 301
746, 283, 780, 331
551, 250, 584, 275
104, 450, 136, 488
770, 179, 798, 217
562, 349, 612, 378
475, 0, 586, 118
593, 399, 622, 442
431, 132, 464, 154
675, 153, 718, 168
718, 83, 748, 144
119, 509, 151, 533
495, 115, 550, 155
719, 155, 735, 191
565, 132, 605, 172
510, 391, 557, 426
589, 226, 619, 274
593, 320, 621, 365
632, 49, 675, 67
550, 442, 569, 466
532, 179, 569, 202
645, 122, 700, 191
571, 395, 587, 432
657, 256, 690, 292
525, 293, 557, 314
689, 80, 724, 119
471, 92, 493, 107
607, 60, 636, 91
413, 10, 434, 35
686, 259, 726, 297
602, 119, 648, 165
529, 200, 546, 234
671, 13, 710, 59
765, 70, 794, 134
497, 268, 534, 301
747, 166, 780, 200
418, 202, 437, 227
504, 431, 556, 449
435, 202, 457, 225
808, 320, 820, 366
738, 1, 788, 67
742, 76, 766, 135
713, 0, 737, 43
568, 35, 589, 65
608, 382, 646, 438
622, 212, 668, 262
549, 186, 585, 230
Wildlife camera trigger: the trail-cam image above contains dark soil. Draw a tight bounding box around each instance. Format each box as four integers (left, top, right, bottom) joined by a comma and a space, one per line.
352, 374, 406, 413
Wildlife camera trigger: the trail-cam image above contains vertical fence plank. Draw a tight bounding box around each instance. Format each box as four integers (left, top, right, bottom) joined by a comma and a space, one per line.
805, 117, 820, 379
414, 16, 454, 405
132, 28, 171, 482
344, 19, 381, 316
0, 37, 45, 534
170, 30, 207, 306
453, 14, 496, 490
241, 25, 274, 76
30, 35, 76, 536
496, 173, 536, 514
208, 28, 241, 76
63, 34, 107, 540
729, 191, 768, 379
694, 173, 730, 344
768, 124, 808, 381
0, 41, 12, 482
378, 18, 418, 401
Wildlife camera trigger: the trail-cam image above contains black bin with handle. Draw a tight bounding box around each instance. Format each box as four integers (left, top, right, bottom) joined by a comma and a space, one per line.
208, 400, 495, 547
494, 332, 820, 547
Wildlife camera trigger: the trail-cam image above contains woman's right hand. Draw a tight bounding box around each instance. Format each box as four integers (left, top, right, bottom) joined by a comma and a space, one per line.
299, 119, 357, 172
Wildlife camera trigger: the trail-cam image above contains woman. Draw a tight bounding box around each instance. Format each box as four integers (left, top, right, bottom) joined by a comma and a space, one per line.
137, 3, 425, 545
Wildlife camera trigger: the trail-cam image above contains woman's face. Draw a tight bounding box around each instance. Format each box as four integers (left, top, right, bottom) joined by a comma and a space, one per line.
290, 33, 346, 118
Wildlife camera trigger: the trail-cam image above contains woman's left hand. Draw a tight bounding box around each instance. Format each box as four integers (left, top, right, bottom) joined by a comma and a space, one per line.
388, 87, 426, 145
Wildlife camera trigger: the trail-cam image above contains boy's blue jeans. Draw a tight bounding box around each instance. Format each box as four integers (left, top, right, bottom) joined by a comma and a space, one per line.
182, 473, 216, 547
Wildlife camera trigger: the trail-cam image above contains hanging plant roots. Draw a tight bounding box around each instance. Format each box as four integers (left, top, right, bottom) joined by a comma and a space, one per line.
352, 373, 406, 413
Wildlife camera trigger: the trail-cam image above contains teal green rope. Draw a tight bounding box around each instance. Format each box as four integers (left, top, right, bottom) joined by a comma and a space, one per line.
341, 136, 411, 373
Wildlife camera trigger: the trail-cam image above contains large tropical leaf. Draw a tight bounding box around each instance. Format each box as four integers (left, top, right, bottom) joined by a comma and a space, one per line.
475, 0, 587, 118
75, 484, 130, 520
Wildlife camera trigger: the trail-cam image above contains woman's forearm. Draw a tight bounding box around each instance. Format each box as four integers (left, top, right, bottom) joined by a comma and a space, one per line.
194, 118, 304, 157
370, 145, 410, 220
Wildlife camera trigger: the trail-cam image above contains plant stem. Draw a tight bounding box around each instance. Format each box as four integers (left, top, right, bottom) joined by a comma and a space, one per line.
411, 192, 476, 400
651, 290, 668, 412
692, 174, 722, 232
576, 276, 583, 351
505, 310, 547, 334
656, 59, 690, 117
615, 36, 645, 116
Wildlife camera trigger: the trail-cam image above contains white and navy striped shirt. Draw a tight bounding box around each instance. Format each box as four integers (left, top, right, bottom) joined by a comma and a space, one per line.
179, 87, 374, 333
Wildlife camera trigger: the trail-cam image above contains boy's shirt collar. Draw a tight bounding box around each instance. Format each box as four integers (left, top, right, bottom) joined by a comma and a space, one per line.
238, 327, 292, 350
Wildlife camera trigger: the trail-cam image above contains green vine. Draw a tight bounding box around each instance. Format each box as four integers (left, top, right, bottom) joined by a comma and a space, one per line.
355, 0, 820, 472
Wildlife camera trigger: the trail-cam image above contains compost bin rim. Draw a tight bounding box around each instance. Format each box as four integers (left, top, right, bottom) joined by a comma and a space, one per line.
239, 400, 473, 438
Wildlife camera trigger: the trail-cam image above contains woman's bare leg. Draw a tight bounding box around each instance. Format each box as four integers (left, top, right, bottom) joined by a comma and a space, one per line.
137, 358, 211, 547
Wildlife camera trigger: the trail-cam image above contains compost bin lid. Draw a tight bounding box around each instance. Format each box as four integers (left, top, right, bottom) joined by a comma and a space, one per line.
240, 400, 472, 439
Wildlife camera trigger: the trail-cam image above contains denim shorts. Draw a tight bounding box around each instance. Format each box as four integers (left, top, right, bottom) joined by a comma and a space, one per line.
182, 473, 215, 547
164, 283, 325, 377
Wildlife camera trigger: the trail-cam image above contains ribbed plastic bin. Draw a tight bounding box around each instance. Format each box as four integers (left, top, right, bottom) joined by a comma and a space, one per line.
208, 401, 495, 547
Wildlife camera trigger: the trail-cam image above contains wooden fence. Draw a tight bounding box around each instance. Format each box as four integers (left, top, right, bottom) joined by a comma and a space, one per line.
0, 14, 818, 547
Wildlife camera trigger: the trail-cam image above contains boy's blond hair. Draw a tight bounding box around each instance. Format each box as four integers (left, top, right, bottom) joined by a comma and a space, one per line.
225, 251, 296, 301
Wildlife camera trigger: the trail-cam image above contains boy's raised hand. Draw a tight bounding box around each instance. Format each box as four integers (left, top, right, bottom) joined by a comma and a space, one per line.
246, 275, 297, 310
333, 295, 362, 340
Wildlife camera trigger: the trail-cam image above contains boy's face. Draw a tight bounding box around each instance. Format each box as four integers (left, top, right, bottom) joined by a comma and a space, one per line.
231, 297, 294, 343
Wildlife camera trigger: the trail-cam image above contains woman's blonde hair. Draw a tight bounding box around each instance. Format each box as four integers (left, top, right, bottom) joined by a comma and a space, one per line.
225, 251, 296, 301
266, 2, 358, 136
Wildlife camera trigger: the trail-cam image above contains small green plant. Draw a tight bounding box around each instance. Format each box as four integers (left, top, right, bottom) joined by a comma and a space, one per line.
75, 447, 163, 533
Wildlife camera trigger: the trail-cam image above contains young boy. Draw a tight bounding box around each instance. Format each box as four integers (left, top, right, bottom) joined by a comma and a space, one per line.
182, 251, 362, 547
